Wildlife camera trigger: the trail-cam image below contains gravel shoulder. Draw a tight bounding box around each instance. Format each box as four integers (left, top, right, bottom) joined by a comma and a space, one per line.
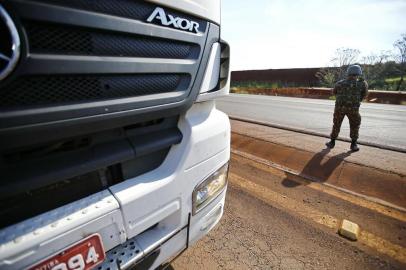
172, 184, 403, 270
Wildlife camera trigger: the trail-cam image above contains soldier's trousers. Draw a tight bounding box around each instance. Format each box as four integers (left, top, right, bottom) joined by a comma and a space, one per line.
330, 106, 361, 141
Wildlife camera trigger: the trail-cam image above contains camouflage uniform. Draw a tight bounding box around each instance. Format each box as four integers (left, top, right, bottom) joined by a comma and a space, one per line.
330, 77, 368, 140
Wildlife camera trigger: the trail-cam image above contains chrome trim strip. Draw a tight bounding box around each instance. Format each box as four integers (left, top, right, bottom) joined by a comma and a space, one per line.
22, 54, 197, 75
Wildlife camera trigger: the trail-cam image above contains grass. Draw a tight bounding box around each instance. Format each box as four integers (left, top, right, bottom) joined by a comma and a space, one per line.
231, 81, 308, 89
385, 77, 401, 83
231, 81, 280, 89
230, 87, 250, 94
231, 79, 405, 91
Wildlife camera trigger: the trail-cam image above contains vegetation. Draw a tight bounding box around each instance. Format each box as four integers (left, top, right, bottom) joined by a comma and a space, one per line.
230, 81, 306, 89
393, 34, 406, 90
317, 33, 406, 91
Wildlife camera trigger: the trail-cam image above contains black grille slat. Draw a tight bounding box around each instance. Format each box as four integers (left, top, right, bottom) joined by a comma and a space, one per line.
0, 74, 189, 108
26, 22, 199, 59
36, 0, 207, 32
52, 0, 154, 19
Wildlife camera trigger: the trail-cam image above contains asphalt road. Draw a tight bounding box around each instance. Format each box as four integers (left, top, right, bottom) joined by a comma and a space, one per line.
217, 94, 406, 151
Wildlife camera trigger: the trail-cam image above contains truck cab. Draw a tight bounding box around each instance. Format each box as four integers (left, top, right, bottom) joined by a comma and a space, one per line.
0, 1, 230, 269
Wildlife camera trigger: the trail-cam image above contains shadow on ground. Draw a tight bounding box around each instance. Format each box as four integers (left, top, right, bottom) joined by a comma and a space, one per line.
282, 148, 352, 188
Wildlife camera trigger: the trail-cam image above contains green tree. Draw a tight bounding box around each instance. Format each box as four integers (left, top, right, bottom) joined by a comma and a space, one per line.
315, 68, 337, 87
393, 33, 406, 91
331, 47, 361, 79
360, 51, 390, 89
316, 47, 360, 88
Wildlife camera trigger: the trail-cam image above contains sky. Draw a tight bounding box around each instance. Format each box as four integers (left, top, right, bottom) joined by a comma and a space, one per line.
221, 0, 406, 71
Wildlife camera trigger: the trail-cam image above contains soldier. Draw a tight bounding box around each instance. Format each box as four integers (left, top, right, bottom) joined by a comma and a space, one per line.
326, 64, 368, 152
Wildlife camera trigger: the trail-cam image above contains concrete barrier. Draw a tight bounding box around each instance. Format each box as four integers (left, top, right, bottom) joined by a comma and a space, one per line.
231, 87, 406, 105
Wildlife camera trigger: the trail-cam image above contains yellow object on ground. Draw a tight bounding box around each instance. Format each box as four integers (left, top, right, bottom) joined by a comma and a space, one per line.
339, 219, 360, 241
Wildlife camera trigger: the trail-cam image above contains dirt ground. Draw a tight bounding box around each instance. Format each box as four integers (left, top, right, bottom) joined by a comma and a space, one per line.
173, 186, 401, 269
172, 154, 405, 270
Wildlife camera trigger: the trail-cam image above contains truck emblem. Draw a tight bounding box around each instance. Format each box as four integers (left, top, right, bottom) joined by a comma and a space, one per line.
147, 7, 200, 33
0, 5, 20, 81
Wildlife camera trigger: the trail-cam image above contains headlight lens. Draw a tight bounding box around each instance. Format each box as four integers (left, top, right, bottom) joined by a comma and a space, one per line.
193, 163, 229, 215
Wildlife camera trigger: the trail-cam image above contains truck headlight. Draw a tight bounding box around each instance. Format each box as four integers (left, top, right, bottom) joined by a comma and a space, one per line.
192, 163, 229, 215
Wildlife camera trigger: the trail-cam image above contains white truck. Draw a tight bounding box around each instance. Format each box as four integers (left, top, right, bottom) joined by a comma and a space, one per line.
0, 0, 230, 269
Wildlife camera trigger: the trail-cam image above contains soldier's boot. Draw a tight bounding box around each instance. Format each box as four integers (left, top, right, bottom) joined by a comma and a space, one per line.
325, 139, 335, 149
350, 140, 359, 152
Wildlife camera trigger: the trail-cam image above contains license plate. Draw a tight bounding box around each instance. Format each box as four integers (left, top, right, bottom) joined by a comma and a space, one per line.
28, 234, 106, 270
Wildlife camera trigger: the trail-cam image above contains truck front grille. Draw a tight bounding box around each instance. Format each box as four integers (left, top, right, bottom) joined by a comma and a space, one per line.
0, 0, 216, 137
1, 74, 190, 108
26, 22, 200, 59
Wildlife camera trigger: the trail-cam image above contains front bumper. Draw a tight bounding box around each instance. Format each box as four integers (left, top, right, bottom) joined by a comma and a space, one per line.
0, 101, 230, 270
97, 187, 226, 270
